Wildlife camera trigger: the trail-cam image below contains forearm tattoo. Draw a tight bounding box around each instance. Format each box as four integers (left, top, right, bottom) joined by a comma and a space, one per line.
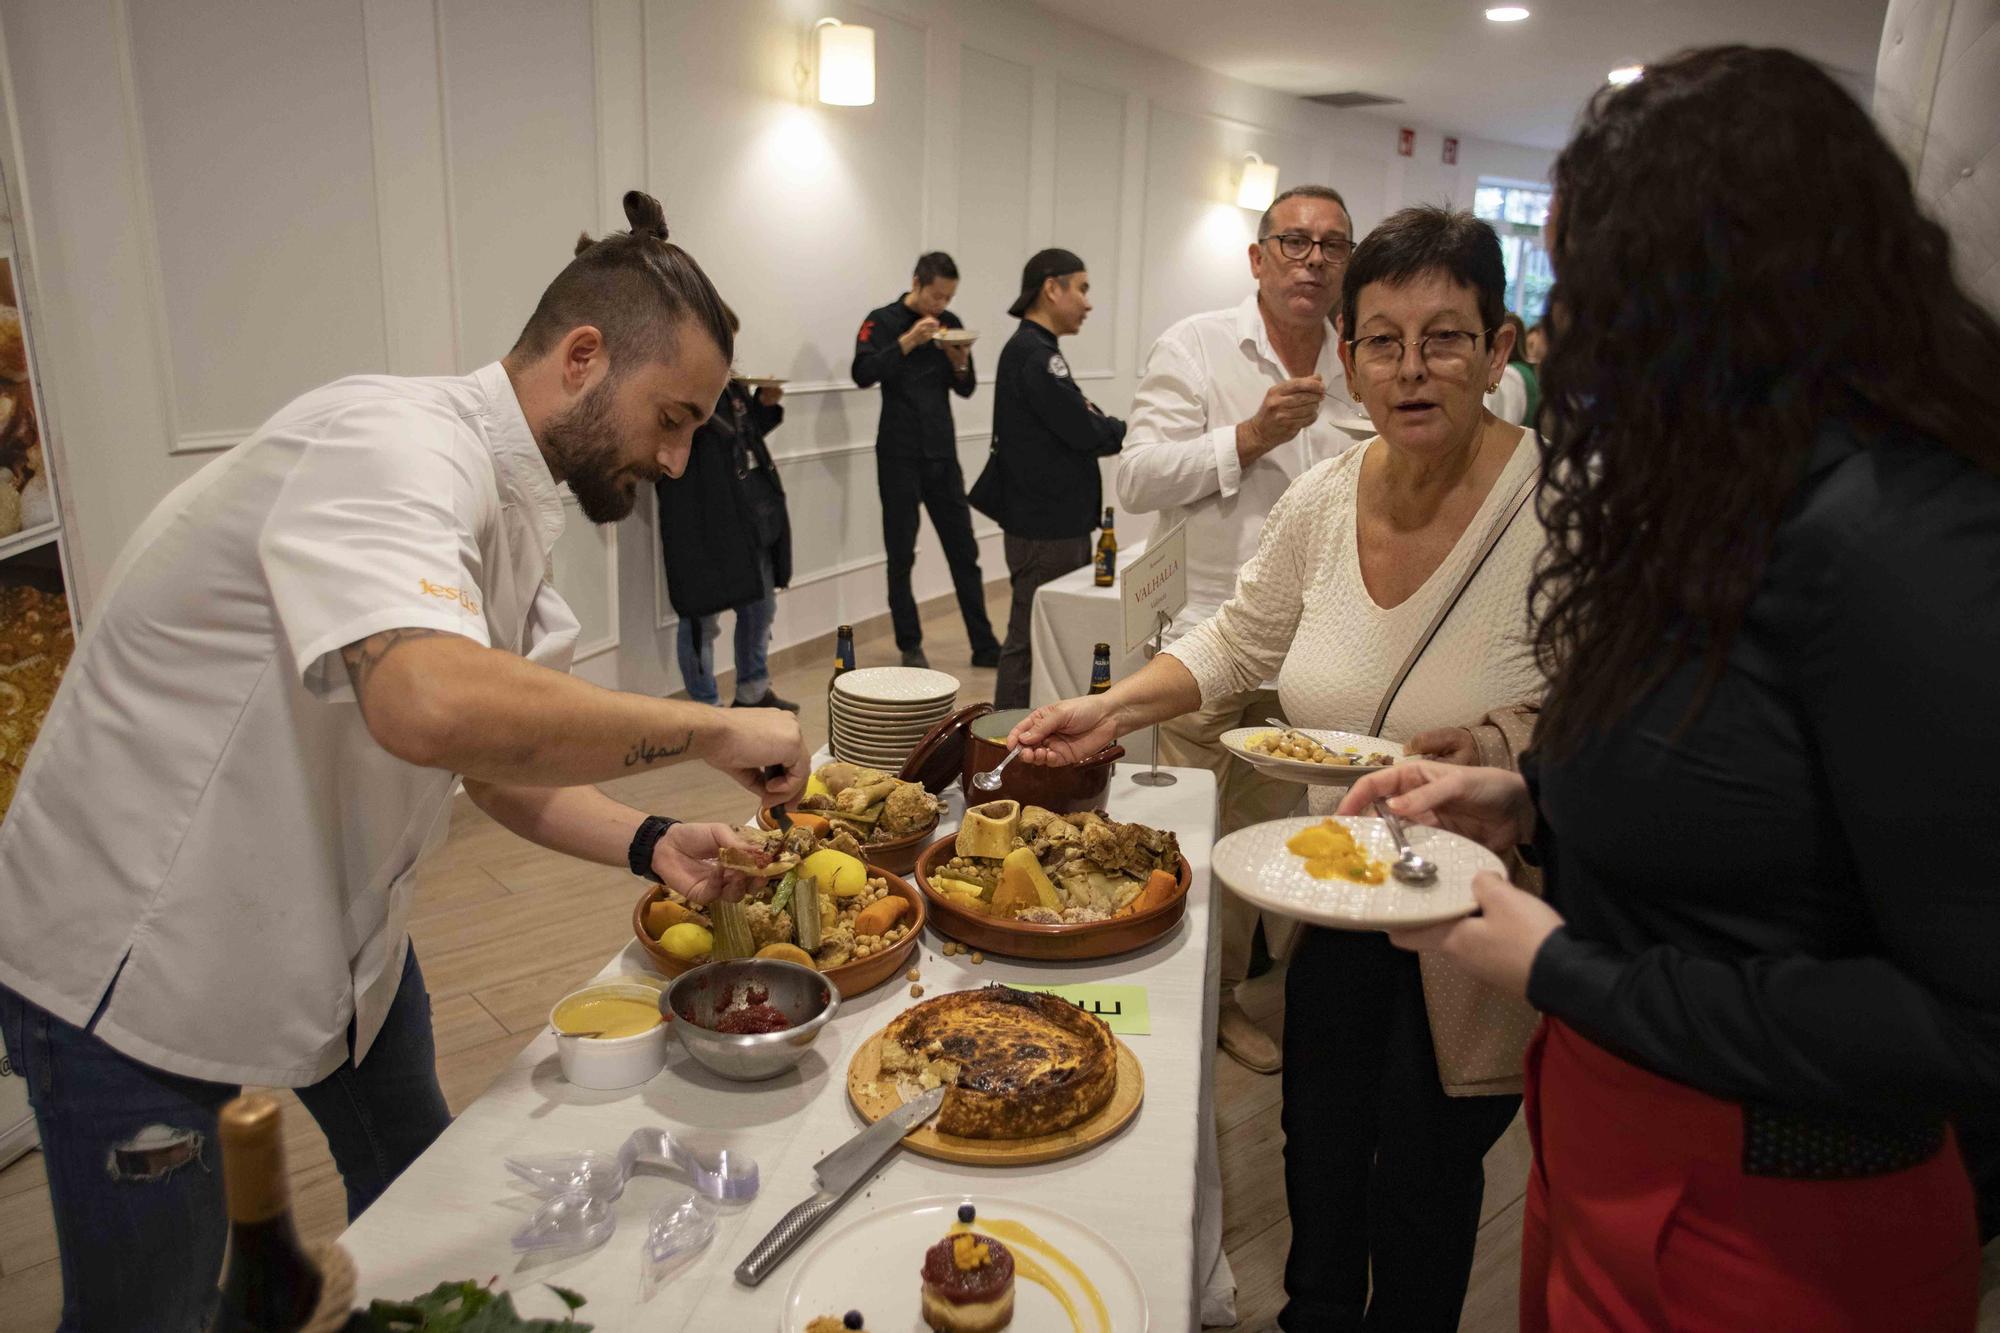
625, 732, 694, 768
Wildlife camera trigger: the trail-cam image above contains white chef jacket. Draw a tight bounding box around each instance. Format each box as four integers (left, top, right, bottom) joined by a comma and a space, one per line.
1116, 293, 1374, 646
0, 362, 578, 1087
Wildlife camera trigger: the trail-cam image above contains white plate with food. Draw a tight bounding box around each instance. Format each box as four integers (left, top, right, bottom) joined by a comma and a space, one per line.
930, 329, 978, 347
782, 1194, 1147, 1333
1212, 814, 1503, 931
1220, 725, 1406, 784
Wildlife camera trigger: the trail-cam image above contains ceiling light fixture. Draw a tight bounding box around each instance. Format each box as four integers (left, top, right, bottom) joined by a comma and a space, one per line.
1607, 64, 1644, 85
1236, 152, 1279, 211
814, 18, 875, 106
1485, 7, 1531, 21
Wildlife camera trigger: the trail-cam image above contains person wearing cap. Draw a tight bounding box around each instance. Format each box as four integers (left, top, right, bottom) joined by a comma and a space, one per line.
851, 252, 1004, 671
974, 250, 1126, 709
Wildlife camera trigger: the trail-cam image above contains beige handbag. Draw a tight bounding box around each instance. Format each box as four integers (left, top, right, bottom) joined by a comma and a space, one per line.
1368, 468, 1542, 1097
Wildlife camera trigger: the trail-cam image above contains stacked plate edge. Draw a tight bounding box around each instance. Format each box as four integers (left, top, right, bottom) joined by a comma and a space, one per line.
829, 666, 959, 769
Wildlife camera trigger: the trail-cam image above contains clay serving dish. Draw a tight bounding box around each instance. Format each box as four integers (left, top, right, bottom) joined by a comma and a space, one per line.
900, 704, 1125, 813
911, 833, 1192, 961
632, 866, 926, 998
754, 805, 937, 875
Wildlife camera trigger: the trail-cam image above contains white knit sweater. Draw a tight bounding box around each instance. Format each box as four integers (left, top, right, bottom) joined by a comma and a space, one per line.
1167, 429, 1547, 817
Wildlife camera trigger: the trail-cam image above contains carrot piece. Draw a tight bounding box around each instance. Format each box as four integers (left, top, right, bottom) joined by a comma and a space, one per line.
1132, 868, 1180, 914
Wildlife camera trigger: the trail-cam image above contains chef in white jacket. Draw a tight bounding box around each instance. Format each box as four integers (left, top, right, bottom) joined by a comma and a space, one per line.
0, 191, 806, 1332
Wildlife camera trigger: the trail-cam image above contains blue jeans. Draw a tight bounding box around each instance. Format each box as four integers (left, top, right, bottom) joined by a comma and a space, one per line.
676, 559, 777, 706
0, 946, 452, 1333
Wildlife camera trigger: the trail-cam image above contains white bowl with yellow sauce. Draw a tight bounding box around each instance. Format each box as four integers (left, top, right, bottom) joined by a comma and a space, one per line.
549, 982, 669, 1089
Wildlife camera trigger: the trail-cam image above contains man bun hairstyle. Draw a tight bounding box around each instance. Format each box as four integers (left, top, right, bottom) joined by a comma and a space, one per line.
1339, 205, 1506, 342
513, 188, 735, 370
913, 251, 959, 287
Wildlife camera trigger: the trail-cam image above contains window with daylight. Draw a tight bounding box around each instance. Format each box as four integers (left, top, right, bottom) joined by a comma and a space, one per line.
1472, 181, 1553, 323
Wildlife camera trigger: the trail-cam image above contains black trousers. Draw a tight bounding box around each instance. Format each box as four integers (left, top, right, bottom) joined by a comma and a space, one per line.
1280, 927, 1521, 1333
877, 453, 998, 654
994, 533, 1092, 709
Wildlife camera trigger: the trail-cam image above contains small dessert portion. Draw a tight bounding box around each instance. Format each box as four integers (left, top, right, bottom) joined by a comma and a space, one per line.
920, 1231, 1015, 1332
878, 986, 1117, 1139
1285, 819, 1387, 885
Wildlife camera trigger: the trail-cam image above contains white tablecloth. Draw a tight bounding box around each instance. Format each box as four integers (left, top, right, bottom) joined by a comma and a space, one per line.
1029, 539, 1157, 764
340, 764, 1229, 1330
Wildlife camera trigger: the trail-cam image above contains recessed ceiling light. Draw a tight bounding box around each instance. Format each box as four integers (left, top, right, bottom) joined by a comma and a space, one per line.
1485, 6, 1531, 19
1608, 64, 1644, 85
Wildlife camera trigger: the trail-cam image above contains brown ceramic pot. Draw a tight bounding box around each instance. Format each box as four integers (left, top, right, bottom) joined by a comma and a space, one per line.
900, 704, 1125, 812
911, 833, 1191, 961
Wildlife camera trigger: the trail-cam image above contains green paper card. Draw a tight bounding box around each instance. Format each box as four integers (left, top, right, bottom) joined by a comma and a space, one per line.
1008, 983, 1151, 1035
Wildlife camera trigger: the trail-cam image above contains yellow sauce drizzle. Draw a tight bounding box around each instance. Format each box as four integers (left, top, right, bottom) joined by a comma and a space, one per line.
1285, 820, 1386, 884
950, 1218, 1110, 1332
550, 994, 660, 1038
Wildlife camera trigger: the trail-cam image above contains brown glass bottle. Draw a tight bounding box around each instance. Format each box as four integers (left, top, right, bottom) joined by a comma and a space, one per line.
831, 624, 856, 683
207, 1094, 322, 1333
1094, 508, 1117, 587
1088, 642, 1113, 695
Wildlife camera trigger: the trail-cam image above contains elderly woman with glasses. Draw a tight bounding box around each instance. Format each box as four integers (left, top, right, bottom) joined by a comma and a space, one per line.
1011, 206, 1546, 1331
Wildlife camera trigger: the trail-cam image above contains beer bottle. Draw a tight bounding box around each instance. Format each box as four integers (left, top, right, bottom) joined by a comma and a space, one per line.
1094, 508, 1117, 587
207, 1094, 322, 1333
1088, 642, 1113, 695
831, 624, 856, 683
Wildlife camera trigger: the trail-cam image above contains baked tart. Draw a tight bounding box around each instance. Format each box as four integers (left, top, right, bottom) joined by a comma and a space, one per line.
879, 986, 1116, 1139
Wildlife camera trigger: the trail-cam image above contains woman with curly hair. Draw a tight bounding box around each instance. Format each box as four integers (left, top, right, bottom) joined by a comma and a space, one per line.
1343, 45, 2000, 1330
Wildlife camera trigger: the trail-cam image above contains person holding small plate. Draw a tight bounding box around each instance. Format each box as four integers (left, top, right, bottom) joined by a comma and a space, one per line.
1341, 47, 2000, 1331
1010, 206, 1548, 1331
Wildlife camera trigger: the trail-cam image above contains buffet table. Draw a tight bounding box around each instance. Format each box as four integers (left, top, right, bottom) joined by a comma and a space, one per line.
340, 763, 1226, 1329
1028, 540, 1155, 764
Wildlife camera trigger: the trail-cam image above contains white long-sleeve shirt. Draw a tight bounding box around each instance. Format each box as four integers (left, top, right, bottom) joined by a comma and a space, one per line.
1116, 293, 1373, 645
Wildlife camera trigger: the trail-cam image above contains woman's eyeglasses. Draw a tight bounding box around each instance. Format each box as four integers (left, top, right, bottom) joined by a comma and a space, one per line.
1347, 329, 1492, 372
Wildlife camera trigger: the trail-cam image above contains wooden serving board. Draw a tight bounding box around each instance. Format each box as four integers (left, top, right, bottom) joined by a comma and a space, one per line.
845, 1029, 1143, 1167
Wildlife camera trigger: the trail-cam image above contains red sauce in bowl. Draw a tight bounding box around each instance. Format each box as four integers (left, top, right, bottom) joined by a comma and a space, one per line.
713, 1003, 792, 1035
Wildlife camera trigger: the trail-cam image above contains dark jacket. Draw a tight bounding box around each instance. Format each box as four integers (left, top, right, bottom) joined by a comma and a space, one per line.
851, 296, 976, 460
656, 383, 791, 619
978, 319, 1126, 538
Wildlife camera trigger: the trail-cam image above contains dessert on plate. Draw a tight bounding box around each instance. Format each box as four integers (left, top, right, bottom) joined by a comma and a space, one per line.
878, 985, 1116, 1139
920, 1229, 1015, 1332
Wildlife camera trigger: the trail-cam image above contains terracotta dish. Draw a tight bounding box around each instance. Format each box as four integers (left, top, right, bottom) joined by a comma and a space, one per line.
755, 804, 935, 875
912, 835, 1191, 961
900, 704, 1124, 812
632, 868, 926, 998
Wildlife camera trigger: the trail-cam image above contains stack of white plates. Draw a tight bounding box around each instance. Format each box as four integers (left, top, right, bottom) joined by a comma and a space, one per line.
829, 666, 960, 770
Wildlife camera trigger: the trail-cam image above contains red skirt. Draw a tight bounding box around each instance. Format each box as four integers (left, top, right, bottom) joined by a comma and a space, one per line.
1520, 1019, 1979, 1332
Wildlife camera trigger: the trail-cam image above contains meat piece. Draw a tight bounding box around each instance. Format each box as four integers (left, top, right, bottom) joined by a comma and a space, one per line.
879, 782, 939, 835
827, 827, 865, 859
744, 902, 794, 949
835, 778, 897, 814
816, 762, 863, 795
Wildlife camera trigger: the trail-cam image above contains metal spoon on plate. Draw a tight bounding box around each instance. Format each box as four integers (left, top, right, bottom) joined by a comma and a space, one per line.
1372, 800, 1438, 886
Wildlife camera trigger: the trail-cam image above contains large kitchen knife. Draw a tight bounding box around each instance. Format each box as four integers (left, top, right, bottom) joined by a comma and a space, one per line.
733, 1084, 946, 1286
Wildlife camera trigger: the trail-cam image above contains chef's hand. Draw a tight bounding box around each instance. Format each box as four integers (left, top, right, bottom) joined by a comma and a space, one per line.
756, 384, 784, 406
1406, 726, 1480, 766
1008, 694, 1121, 766
899, 317, 943, 353
1385, 872, 1563, 998
1337, 760, 1533, 855
707, 708, 808, 804
653, 821, 763, 904
1238, 376, 1325, 462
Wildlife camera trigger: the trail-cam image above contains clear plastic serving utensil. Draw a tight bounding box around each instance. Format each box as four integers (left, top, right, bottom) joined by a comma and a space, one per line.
972, 745, 1022, 792
506, 1128, 758, 1253
1372, 800, 1438, 886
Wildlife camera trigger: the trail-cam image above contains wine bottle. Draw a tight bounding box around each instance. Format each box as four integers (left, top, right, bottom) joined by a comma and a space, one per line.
1088, 642, 1113, 695
1094, 508, 1117, 587
208, 1094, 322, 1333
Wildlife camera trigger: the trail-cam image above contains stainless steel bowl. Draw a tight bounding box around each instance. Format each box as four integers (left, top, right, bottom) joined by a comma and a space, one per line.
661, 959, 840, 1082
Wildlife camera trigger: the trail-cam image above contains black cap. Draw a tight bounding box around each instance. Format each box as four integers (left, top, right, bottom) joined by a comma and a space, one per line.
1008, 248, 1086, 319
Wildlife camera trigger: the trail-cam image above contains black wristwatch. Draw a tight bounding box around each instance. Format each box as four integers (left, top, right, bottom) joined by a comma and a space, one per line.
628, 815, 680, 884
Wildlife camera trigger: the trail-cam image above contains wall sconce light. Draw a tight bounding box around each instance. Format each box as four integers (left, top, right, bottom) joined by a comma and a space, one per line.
1236, 152, 1279, 211
814, 18, 875, 106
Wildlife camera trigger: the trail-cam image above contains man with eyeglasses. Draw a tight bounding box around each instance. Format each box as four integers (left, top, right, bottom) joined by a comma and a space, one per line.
1117, 183, 1374, 1076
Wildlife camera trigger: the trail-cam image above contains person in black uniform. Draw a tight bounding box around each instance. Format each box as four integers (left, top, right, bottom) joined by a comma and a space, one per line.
657, 306, 797, 711
852, 252, 1001, 670
977, 249, 1125, 709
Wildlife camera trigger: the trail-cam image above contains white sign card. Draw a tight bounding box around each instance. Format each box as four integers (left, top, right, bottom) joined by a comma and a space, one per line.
1121, 521, 1187, 656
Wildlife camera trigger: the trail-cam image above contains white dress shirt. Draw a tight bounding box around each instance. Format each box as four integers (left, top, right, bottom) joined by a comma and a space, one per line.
0, 362, 578, 1086
1116, 293, 1374, 645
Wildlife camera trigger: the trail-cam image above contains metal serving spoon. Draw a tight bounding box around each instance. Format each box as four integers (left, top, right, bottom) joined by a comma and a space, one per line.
972, 745, 1022, 792
1373, 799, 1438, 886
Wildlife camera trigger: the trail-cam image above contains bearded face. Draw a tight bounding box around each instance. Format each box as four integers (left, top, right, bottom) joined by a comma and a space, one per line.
541, 375, 646, 524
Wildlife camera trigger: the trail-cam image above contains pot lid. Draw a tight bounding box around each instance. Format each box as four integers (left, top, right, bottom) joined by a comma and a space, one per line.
897, 703, 993, 793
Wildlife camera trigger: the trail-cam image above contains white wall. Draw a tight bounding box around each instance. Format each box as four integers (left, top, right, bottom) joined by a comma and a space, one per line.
0, 0, 1552, 692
